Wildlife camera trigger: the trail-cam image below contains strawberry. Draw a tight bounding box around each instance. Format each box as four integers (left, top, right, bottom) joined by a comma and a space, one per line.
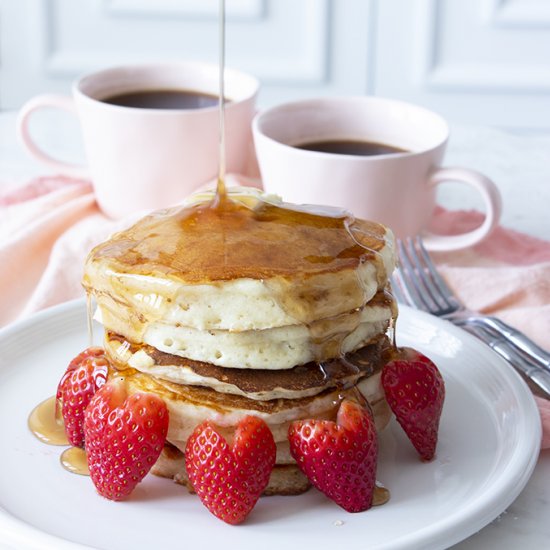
56, 347, 108, 447
288, 400, 378, 513
185, 416, 276, 525
84, 378, 169, 501
381, 347, 445, 461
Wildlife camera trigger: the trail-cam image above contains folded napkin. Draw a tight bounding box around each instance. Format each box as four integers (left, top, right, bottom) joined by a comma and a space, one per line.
1, 175, 549, 449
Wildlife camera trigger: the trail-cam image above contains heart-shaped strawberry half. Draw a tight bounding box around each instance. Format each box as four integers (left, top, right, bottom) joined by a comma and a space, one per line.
381, 347, 445, 461
185, 416, 276, 525
56, 347, 109, 448
288, 399, 378, 513
84, 378, 169, 501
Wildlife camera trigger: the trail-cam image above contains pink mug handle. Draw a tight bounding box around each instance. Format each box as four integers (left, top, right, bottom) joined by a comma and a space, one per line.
422, 166, 502, 251
17, 94, 89, 179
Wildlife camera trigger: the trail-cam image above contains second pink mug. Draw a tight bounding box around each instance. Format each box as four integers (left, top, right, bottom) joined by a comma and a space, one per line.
253, 96, 502, 251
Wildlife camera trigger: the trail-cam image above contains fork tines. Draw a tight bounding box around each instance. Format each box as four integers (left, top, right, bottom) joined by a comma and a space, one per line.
391, 236, 461, 317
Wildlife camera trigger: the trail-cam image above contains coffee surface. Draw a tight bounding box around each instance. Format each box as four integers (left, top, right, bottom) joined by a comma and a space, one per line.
296, 139, 407, 156
102, 89, 219, 110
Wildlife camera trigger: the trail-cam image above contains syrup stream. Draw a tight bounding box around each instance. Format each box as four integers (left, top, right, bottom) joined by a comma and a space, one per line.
214, 0, 227, 202
86, 293, 94, 347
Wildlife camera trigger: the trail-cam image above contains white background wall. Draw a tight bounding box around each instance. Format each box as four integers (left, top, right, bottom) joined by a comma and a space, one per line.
1, 0, 550, 129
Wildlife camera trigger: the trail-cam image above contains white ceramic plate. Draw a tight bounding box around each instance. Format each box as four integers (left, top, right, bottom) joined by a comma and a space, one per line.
0, 300, 541, 550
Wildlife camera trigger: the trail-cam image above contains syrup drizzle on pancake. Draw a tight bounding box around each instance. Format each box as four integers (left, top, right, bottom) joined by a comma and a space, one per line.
86, 199, 391, 347
91, 199, 387, 280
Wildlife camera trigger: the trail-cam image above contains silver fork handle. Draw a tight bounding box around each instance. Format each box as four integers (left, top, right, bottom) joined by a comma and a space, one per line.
459, 324, 550, 398
460, 316, 550, 372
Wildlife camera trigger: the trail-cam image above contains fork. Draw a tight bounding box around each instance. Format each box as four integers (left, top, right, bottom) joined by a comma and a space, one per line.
392, 236, 550, 396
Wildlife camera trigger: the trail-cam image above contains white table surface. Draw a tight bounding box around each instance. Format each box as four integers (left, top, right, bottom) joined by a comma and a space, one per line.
1, 109, 549, 549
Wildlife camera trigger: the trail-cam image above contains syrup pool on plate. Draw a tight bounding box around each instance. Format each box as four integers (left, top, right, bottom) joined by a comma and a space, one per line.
28, 396, 68, 446
60, 447, 90, 476
373, 484, 390, 506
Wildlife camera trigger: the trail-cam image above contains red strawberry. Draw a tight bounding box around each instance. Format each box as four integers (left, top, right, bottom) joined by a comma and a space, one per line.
84, 379, 169, 501
288, 400, 378, 513
381, 347, 445, 461
185, 416, 276, 525
56, 347, 108, 447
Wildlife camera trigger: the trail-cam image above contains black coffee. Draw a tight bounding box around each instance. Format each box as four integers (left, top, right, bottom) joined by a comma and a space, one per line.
102, 89, 220, 110
295, 139, 407, 156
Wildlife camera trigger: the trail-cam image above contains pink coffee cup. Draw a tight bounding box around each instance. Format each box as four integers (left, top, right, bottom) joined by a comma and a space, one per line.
17, 62, 259, 219
252, 96, 502, 251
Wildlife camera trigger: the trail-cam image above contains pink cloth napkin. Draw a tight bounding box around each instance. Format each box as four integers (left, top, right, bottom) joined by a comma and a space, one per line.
1, 176, 549, 449
429, 209, 550, 449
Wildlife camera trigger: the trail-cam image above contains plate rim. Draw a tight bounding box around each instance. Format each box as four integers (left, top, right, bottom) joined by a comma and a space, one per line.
0, 298, 542, 550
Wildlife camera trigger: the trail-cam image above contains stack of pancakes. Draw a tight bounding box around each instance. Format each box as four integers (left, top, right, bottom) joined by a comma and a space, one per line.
83, 188, 397, 495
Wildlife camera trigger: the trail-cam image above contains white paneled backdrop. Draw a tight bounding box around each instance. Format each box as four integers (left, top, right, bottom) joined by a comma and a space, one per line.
1, 0, 550, 129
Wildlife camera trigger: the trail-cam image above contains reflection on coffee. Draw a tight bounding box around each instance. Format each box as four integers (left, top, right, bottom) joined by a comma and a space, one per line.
295, 139, 407, 156
102, 89, 220, 110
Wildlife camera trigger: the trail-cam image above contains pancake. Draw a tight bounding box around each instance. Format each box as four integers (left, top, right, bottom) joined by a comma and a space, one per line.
83, 187, 398, 497
112, 362, 390, 449
83, 188, 396, 342
99, 288, 395, 370
105, 332, 392, 400
151, 443, 312, 496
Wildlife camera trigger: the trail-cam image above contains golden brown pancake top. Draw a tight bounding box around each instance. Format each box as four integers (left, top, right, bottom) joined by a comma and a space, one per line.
86, 196, 388, 283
